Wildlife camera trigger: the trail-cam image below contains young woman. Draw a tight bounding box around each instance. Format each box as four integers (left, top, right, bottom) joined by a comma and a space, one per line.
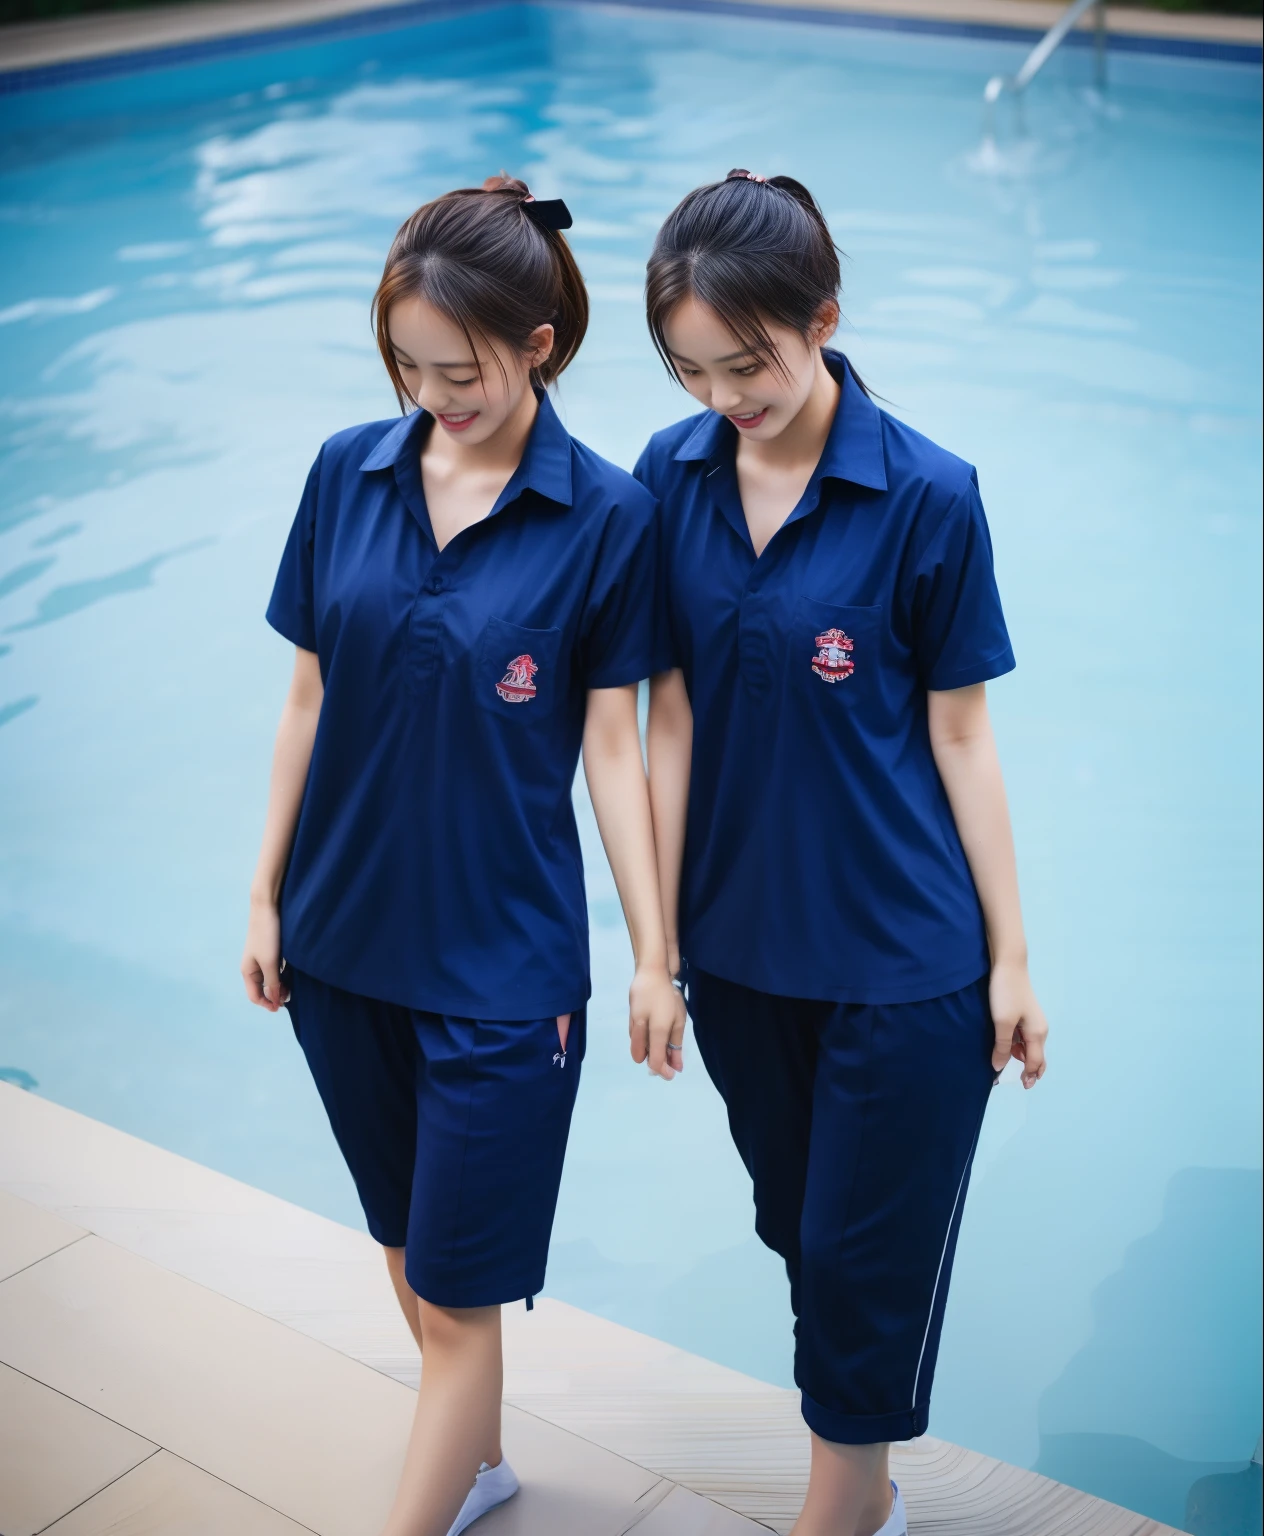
241, 175, 685, 1536
640, 171, 1049, 1536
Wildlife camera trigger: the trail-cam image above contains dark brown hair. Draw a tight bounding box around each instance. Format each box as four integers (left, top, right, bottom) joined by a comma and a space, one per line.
372, 174, 588, 409
646, 170, 863, 389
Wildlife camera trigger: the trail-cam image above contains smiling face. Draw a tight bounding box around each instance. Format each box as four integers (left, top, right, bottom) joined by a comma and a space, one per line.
385, 295, 554, 447
660, 295, 837, 443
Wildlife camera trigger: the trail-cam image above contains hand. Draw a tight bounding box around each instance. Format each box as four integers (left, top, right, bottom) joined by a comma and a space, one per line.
666, 939, 682, 982
241, 898, 289, 1011
989, 958, 1048, 1089
629, 964, 687, 1080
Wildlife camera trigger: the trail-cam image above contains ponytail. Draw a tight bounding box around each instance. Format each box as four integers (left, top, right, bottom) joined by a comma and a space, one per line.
646, 169, 867, 394
373, 173, 589, 408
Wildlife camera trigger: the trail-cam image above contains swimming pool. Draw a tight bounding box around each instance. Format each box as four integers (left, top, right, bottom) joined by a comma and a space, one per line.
1, 6, 1260, 1528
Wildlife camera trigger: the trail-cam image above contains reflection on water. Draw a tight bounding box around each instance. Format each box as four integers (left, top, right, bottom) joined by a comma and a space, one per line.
29, 523, 82, 548
6, 538, 213, 633
1187, 1461, 1263, 1536
1038, 1436, 1263, 1536
1036, 1169, 1263, 1526
0, 695, 38, 728
0, 8, 1260, 1524
0, 558, 55, 601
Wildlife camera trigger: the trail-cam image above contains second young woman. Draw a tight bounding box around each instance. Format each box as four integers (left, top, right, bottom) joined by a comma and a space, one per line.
241, 176, 685, 1536
640, 171, 1049, 1536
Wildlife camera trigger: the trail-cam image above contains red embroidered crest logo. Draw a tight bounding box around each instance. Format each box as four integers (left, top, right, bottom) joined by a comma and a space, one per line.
496, 653, 539, 703
811, 628, 855, 684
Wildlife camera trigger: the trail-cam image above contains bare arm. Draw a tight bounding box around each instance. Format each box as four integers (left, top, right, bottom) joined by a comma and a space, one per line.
240, 646, 323, 1011
928, 682, 1048, 1088
583, 683, 686, 1079
646, 668, 692, 980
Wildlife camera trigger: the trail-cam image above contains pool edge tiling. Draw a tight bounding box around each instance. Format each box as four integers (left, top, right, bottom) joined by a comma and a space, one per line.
0, 1081, 1186, 1535
0, 0, 1259, 90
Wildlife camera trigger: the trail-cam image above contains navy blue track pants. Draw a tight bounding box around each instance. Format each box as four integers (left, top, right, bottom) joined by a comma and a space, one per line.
688, 968, 996, 1445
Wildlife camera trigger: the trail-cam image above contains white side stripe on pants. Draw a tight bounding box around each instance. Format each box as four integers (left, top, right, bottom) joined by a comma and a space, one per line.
910, 1106, 988, 1410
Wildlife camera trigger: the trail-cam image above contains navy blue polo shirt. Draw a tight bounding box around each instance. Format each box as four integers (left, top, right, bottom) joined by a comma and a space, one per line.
267, 392, 660, 1020
637, 351, 1015, 1005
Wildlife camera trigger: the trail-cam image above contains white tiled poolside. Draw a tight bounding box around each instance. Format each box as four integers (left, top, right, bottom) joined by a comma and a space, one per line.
0, 1081, 1182, 1534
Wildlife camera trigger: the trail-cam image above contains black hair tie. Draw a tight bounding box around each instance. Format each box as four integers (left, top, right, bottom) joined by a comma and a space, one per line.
523, 195, 573, 231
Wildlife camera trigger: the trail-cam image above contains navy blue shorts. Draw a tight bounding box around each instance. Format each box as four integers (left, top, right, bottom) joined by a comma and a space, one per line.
285, 967, 584, 1309
687, 968, 995, 1446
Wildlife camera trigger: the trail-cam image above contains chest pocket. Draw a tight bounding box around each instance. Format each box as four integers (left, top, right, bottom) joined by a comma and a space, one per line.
476, 616, 564, 723
790, 596, 882, 709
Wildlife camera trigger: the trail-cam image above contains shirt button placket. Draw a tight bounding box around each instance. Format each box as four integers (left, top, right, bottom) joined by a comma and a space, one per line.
408, 570, 448, 695
738, 578, 773, 699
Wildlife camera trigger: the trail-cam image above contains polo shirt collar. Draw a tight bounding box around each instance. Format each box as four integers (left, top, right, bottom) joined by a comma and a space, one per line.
672, 349, 887, 495
359, 388, 573, 509
512, 389, 573, 508
359, 408, 419, 473
815, 350, 887, 493
672, 404, 728, 466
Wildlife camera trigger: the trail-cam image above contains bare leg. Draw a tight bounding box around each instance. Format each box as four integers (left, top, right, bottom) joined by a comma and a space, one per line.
383, 1250, 502, 1477
790, 1435, 893, 1536
380, 1302, 504, 1536
384, 1246, 424, 1354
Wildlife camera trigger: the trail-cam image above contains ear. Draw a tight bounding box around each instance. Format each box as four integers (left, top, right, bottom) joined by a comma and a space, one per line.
811, 300, 840, 347
526, 323, 556, 369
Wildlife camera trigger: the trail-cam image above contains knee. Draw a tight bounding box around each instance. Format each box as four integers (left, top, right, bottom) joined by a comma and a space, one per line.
417, 1299, 499, 1352
797, 1219, 840, 1288
754, 1212, 800, 1271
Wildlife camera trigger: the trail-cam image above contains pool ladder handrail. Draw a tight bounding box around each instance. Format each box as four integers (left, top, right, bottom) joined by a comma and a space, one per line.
983, 0, 1107, 130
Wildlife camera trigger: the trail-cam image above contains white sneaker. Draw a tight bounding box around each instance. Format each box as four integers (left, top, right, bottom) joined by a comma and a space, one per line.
873, 1481, 908, 1536
446, 1458, 520, 1536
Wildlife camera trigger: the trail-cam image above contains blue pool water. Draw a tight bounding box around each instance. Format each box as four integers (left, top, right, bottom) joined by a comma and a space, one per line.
1, 8, 1260, 1527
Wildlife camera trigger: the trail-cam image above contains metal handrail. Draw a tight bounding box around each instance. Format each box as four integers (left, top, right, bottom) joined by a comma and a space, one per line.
983, 0, 1106, 129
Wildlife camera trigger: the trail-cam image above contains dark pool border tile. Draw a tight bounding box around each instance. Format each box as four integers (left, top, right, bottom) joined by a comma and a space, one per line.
0, 0, 1259, 93
0, 0, 500, 93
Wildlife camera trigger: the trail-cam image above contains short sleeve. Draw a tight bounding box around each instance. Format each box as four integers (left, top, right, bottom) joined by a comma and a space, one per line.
266, 449, 322, 652
909, 474, 1015, 691
582, 493, 669, 689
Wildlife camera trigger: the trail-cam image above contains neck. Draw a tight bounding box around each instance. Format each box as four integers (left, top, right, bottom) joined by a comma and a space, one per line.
743, 349, 840, 469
